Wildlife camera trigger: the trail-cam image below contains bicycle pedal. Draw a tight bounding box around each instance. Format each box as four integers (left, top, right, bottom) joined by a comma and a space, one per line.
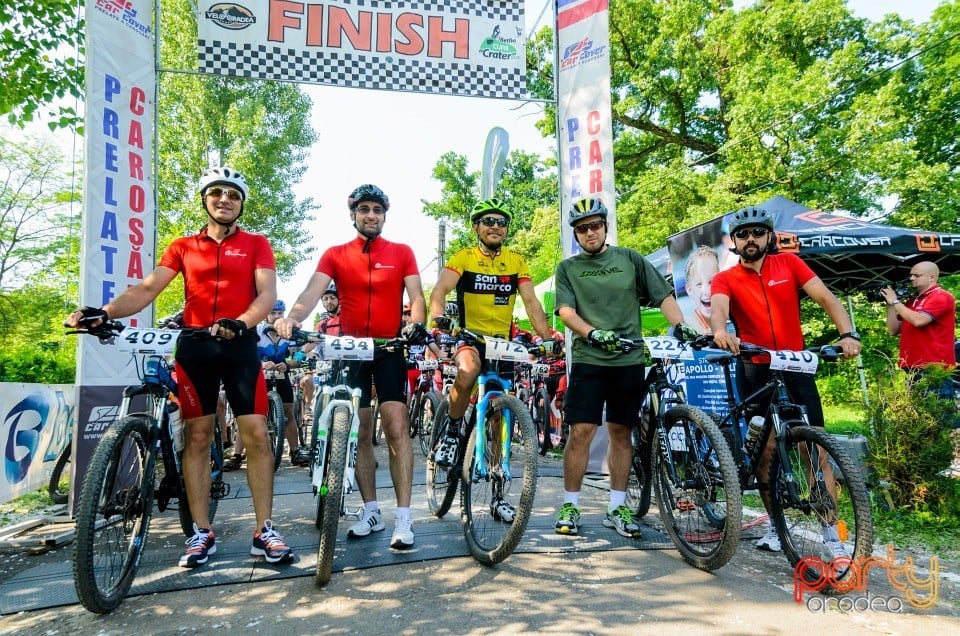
211, 482, 231, 500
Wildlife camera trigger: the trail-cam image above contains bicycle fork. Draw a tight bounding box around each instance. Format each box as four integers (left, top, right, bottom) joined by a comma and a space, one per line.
471, 390, 513, 495
311, 385, 362, 499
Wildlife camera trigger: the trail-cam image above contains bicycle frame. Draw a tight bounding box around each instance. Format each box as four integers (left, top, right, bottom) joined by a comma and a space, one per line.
470, 362, 516, 483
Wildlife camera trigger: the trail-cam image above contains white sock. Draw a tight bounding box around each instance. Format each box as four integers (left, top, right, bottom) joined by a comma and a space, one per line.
564, 491, 579, 506
395, 507, 411, 521
364, 501, 379, 516
609, 490, 626, 511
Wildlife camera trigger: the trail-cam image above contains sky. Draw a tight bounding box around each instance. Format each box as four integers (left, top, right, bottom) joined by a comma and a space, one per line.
15, 0, 943, 319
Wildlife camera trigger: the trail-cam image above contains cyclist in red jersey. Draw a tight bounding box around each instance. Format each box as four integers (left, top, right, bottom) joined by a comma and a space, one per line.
710, 205, 860, 556
277, 184, 429, 549
66, 166, 295, 569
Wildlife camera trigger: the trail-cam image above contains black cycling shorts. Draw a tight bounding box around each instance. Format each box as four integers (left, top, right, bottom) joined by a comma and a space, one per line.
347, 348, 407, 408
175, 331, 266, 419
736, 360, 825, 428
564, 362, 646, 427
266, 374, 294, 403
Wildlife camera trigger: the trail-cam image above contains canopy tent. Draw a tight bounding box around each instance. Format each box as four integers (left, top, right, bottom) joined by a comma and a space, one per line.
666, 195, 960, 295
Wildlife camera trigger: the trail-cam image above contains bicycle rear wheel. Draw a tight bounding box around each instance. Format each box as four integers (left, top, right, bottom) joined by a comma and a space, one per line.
426, 397, 460, 517
461, 395, 537, 565
415, 391, 439, 457
73, 414, 154, 614
267, 392, 286, 471
770, 424, 873, 588
316, 406, 349, 586
653, 404, 741, 571
627, 426, 652, 518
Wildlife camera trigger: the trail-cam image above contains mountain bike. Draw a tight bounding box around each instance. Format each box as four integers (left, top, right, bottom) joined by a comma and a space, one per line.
425, 330, 540, 565
693, 337, 873, 586
407, 357, 441, 456
67, 321, 227, 613
613, 335, 741, 571
286, 328, 405, 585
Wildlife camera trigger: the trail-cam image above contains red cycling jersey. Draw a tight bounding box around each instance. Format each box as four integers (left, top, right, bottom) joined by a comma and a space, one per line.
710, 252, 817, 351
317, 236, 418, 338
159, 227, 275, 328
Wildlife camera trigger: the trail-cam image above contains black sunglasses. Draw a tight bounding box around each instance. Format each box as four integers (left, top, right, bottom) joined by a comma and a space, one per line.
478, 216, 509, 228
732, 227, 770, 239
574, 219, 605, 234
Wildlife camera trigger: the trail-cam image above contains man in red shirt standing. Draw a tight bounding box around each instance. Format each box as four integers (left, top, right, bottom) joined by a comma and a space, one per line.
883, 262, 957, 446
66, 166, 294, 568
278, 184, 428, 549
710, 205, 861, 557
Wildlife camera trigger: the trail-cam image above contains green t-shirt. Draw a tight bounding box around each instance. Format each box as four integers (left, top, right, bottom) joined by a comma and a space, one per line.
555, 245, 674, 366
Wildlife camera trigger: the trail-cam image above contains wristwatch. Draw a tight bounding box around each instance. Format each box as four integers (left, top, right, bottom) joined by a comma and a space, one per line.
838, 331, 861, 341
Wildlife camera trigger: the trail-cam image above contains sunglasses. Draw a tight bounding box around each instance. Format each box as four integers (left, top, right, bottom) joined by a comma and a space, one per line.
732, 227, 770, 239
478, 216, 509, 228
574, 219, 605, 234
206, 187, 242, 201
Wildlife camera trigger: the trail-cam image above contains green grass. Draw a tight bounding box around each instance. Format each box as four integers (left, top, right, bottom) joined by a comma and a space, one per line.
0, 488, 59, 527
823, 404, 870, 436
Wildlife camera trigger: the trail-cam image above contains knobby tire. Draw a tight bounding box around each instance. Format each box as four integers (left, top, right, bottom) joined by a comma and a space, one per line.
316, 406, 350, 586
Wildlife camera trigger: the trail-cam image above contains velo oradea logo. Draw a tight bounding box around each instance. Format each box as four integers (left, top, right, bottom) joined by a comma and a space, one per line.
207, 3, 256, 30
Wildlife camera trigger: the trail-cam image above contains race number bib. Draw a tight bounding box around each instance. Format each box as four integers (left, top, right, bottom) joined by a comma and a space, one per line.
668, 425, 687, 451
531, 363, 551, 376
643, 336, 694, 361
320, 336, 374, 361
483, 336, 531, 363
767, 349, 819, 374
114, 328, 181, 356
415, 359, 439, 370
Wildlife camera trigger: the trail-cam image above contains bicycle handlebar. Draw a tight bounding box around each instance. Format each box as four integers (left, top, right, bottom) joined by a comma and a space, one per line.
692, 337, 842, 364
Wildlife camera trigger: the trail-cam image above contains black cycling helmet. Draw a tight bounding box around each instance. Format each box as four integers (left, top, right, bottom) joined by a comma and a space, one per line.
347, 184, 390, 211
729, 206, 774, 234
568, 197, 608, 227
322, 282, 338, 298
471, 197, 513, 224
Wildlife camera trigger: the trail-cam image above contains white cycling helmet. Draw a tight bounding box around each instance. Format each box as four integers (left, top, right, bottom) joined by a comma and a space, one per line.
199, 166, 249, 201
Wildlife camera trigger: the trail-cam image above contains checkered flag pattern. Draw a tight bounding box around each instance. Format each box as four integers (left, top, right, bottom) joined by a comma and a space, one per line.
198, 41, 527, 99
349, 0, 523, 20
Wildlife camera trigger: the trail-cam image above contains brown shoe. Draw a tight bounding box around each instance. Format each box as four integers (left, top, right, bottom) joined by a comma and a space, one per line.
223, 454, 243, 472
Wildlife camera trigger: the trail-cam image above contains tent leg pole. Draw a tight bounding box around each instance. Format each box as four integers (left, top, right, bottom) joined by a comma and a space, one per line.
847, 295, 873, 433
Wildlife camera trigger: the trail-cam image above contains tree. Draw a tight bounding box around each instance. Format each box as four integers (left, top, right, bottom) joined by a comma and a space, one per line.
0, 1, 83, 129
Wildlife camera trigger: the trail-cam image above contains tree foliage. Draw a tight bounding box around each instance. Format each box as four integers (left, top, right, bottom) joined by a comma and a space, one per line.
0, 1, 83, 129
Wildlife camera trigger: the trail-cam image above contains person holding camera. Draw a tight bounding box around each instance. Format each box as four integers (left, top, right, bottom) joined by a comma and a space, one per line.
883, 261, 956, 399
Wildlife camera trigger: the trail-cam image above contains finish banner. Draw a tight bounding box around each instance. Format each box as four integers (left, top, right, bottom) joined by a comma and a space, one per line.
556, 0, 616, 256
197, 0, 527, 99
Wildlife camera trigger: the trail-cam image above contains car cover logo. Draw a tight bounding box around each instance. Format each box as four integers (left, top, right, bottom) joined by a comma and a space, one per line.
206, 3, 256, 30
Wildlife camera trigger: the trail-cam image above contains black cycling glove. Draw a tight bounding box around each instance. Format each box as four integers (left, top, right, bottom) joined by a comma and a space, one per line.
215, 318, 247, 339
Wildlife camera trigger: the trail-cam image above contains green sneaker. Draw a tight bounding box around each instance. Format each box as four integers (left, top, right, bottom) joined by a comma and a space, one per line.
604, 504, 641, 538
554, 503, 581, 535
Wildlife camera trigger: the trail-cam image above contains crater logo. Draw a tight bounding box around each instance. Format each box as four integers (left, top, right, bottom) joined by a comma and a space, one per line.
206, 3, 256, 30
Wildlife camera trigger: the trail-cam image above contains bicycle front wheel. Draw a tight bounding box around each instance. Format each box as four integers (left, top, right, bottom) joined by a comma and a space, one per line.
73, 414, 154, 614
267, 392, 286, 471
415, 391, 440, 457
316, 406, 349, 586
770, 424, 873, 587
426, 398, 460, 517
461, 395, 538, 565
371, 396, 383, 446
532, 387, 551, 456
653, 404, 741, 571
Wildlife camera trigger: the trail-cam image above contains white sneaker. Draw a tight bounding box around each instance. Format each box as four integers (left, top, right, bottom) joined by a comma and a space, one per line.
347, 509, 384, 538
756, 528, 782, 552
391, 516, 415, 549
822, 525, 850, 559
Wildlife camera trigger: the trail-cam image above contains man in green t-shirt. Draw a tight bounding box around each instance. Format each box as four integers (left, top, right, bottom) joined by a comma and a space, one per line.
553, 197, 689, 538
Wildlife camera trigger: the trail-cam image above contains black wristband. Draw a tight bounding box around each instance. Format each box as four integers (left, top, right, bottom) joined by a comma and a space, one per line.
838, 331, 861, 341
